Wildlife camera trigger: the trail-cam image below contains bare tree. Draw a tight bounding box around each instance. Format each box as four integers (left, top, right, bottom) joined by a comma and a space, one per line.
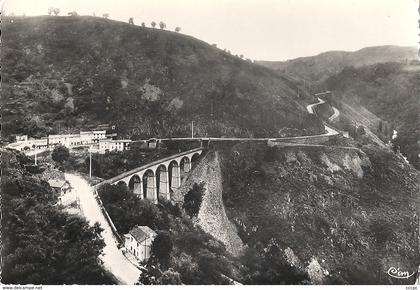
151, 21, 156, 28
53, 8, 60, 16
68, 11, 78, 16
103, 13, 109, 19
141, 22, 146, 27
48, 7, 54, 15
129, 17, 134, 24
159, 21, 166, 29
175, 27, 181, 33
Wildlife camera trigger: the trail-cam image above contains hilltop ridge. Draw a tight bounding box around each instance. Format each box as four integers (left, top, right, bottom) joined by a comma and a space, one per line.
257, 45, 418, 83
2, 15, 322, 140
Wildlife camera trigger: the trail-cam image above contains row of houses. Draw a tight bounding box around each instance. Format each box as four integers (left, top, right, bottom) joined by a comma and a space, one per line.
8, 130, 108, 151
48, 130, 107, 147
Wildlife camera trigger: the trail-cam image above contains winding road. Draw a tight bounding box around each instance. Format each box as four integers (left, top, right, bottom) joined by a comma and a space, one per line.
64, 173, 141, 285
154, 98, 340, 142
306, 97, 339, 136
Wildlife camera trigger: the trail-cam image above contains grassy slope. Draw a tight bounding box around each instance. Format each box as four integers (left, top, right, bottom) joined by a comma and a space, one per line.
218, 142, 419, 284
2, 16, 322, 139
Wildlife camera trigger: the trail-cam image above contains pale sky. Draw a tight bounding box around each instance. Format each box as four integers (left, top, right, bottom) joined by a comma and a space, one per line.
2, 0, 419, 60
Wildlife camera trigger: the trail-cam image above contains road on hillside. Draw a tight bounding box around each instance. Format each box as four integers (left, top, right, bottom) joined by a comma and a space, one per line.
306, 97, 325, 114
329, 106, 340, 122
306, 97, 339, 136
159, 98, 340, 141
64, 173, 141, 285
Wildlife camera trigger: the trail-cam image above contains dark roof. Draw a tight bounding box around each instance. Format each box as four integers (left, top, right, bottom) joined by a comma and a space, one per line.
128, 226, 156, 243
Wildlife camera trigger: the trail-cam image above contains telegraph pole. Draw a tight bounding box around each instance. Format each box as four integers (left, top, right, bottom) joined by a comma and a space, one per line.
89, 146, 92, 178
34, 151, 37, 166
191, 121, 194, 139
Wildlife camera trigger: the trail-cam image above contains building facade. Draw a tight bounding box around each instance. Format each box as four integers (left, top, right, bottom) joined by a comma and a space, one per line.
6, 138, 49, 151
99, 139, 131, 154
124, 226, 156, 262
49, 130, 107, 147
48, 179, 71, 195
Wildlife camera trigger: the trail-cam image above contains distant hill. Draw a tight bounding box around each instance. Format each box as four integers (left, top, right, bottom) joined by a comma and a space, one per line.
257, 46, 418, 83
1, 16, 322, 140
324, 61, 420, 168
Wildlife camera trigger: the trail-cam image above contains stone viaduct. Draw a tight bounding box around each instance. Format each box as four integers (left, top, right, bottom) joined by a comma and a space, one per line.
94, 148, 203, 204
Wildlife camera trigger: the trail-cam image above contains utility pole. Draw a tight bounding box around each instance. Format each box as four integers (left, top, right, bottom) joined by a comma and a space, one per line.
34, 150, 37, 166
89, 146, 92, 178
191, 121, 194, 139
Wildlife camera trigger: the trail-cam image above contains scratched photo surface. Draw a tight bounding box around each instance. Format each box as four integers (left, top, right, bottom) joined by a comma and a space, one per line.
1, 0, 419, 286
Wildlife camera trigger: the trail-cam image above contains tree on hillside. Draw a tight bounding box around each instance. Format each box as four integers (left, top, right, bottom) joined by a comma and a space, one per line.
68, 11, 78, 16
98, 184, 165, 233
159, 21, 166, 29
151, 21, 157, 28
151, 231, 173, 267
129, 17, 134, 24
103, 13, 109, 19
1, 152, 116, 284
52, 145, 70, 164
356, 125, 366, 137
183, 182, 205, 218
158, 269, 182, 285
48, 7, 60, 15
141, 22, 146, 27
175, 27, 181, 33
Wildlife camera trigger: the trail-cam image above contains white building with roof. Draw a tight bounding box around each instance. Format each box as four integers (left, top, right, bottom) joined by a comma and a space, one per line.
6, 138, 49, 151
48, 134, 82, 147
15, 135, 28, 142
124, 226, 157, 262
99, 139, 131, 154
48, 179, 71, 195
48, 130, 107, 148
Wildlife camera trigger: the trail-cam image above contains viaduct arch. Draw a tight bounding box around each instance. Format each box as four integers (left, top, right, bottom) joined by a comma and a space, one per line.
95, 148, 203, 204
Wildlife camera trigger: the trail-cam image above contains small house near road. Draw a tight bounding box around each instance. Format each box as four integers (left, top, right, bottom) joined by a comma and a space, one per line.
48, 179, 71, 195
124, 226, 157, 262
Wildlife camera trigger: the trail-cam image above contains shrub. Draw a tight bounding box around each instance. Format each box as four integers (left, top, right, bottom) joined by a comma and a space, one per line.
52, 145, 69, 164
183, 182, 205, 218
151, 231, 173, 266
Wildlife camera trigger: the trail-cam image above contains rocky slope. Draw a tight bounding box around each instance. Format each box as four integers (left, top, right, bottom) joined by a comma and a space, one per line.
2, 15, 322, 140
178, 140, 419, 284
176, 151, 245, 256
